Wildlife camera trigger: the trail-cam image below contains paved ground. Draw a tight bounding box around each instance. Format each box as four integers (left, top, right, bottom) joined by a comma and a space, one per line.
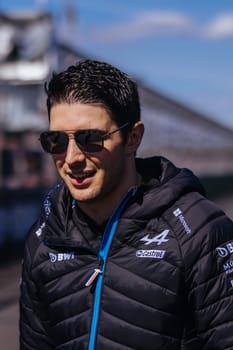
0, 260, 21, 350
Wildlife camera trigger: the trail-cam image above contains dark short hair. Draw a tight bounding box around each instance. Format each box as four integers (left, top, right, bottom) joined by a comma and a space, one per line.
45, 59, 141, 139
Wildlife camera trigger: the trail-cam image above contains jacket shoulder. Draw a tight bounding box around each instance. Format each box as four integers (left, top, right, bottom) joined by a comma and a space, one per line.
163, 192, 233, 263
23, 219, 45, 266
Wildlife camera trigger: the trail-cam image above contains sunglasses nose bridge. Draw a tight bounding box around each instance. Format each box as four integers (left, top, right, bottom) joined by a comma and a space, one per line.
66, 132, 75, 141
64, 133, 86, 162
65, 132, 82, 150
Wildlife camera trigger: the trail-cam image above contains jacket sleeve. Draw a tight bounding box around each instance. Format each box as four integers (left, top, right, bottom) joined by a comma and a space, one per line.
19, 226, 55, 350
181, 198, 233, 349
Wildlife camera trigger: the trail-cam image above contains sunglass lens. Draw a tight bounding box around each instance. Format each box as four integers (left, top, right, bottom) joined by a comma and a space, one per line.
40, 131, 68, 154
75, 130, 104, 153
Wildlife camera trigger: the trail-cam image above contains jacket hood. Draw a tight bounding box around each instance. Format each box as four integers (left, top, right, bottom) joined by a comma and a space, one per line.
136, 156, 204, 196
128, 156, 205, 219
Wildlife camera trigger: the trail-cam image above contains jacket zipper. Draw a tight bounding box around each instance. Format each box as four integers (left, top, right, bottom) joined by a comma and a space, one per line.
87, 187, 137, 350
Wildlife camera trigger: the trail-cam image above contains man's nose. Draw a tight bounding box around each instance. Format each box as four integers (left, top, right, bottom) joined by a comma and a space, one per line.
65, 139, 86, 164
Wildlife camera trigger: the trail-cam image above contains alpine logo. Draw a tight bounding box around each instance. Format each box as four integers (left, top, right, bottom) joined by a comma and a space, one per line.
140, 229, 169, 246
136, 249, 166, 259
49, 252, 76, 263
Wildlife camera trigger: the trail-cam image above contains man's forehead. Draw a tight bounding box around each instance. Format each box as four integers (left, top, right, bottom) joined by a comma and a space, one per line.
49, 102, 114, 130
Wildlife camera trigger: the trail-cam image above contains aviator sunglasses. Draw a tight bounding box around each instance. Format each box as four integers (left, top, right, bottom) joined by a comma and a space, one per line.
39, 122, 130, 154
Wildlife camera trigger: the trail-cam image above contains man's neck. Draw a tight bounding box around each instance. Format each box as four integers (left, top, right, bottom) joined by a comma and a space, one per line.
78, 172, 142, 225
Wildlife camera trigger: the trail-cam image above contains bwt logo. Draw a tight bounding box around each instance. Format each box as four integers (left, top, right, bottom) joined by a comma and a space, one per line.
49, 252, 76, 263
216, 242, 233, 257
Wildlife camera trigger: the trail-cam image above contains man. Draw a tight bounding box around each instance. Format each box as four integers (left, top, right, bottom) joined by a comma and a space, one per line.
20, 59, 233, 350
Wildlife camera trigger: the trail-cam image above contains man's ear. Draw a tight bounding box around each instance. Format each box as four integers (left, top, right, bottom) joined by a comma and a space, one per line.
125, 121, 144, 154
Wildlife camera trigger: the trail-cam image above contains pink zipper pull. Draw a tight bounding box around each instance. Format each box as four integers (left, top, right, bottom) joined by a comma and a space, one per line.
85, 268, 102, 287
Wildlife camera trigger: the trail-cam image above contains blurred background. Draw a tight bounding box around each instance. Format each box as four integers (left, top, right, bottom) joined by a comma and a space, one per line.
0, 1, 233, 348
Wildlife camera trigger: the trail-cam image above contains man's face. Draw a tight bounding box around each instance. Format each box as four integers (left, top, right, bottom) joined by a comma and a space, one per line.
49, 103, 133, 213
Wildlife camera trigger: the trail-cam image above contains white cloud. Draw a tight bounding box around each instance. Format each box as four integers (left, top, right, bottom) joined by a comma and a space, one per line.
81, 10, 233, 43
86, 11, 196, 43
202, 13, 233, 38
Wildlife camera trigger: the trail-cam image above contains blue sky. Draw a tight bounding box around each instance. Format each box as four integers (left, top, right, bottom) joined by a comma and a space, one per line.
1, 0, 233, 130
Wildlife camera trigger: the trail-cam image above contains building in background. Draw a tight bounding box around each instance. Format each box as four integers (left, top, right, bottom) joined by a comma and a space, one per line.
0, 12, 57, 189
0, 12, 57, 246
0, 10, 232, 247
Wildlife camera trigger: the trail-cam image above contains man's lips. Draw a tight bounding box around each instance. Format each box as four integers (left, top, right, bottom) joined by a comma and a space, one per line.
69, 171, 94, 184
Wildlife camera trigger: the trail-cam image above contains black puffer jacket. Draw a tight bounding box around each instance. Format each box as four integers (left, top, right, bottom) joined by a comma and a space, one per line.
20, 157, 233, 350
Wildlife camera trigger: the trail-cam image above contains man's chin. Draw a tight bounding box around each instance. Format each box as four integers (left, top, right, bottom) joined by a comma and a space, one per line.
71, 190, 100, 203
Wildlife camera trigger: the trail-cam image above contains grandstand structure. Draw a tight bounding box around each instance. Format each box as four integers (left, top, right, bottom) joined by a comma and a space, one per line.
138, 84, 233, 175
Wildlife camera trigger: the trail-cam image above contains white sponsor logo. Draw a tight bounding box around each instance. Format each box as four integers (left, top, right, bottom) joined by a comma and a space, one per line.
49, 252, 76, 263
136, 249, 166, 259
223, 260, 233, 275
216, 242, 233, 257
35, 222, 45, 237
173, 207, 191, 234
140, 229, 169, 246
